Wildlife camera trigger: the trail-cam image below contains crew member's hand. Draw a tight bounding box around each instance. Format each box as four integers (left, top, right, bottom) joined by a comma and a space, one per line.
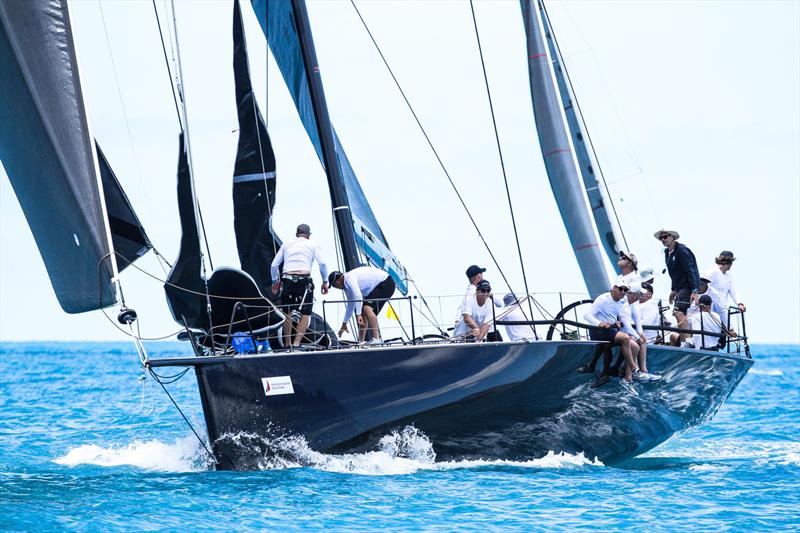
690, 292, 700, 304
598, 322, 611, 329
321, 281, 329, 295
738, 303, 746, 312
471, 327, 480, 336
357, 315, 365, 327
669, 290, 677, 304
638, 334, 646, 344
271, 281, 281, 294
338, 323, 348, 336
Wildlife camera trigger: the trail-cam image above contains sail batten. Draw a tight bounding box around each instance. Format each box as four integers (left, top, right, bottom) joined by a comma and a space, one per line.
249, 0, 409, 294
0, 0, 118, 312
520, 0, 611, 297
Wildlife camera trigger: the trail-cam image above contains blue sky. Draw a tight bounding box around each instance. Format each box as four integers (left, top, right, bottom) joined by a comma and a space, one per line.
1, 0, 798, 343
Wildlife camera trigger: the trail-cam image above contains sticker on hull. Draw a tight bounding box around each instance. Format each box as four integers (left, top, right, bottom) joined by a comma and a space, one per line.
262, 376, 294, 397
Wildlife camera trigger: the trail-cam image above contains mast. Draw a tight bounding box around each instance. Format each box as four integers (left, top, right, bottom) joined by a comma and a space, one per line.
289, 0, 360, 271
540, 1, 625, 266
520, 0, 611, 297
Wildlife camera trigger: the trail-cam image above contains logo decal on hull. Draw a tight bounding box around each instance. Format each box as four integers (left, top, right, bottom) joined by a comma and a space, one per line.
262, 376, 294, 397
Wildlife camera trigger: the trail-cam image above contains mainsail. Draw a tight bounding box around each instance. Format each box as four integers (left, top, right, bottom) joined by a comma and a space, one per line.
249, 0, 409, 294
520, 0, 611, 297
232, 0, 281, 296
0, 0, 123, 313
540, 3, 623, 267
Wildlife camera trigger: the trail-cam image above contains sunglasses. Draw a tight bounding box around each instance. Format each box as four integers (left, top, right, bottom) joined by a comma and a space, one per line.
659, 235, 671, 241
615, 286, 629, 293
478, 288, 492, 293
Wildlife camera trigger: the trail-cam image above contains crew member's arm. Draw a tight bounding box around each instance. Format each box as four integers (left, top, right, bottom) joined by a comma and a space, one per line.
339, 277, 363, 335
679, 246, 701, 301
583, 298, 608, 328
314, 244, 330, 295
270, 245, 285, 292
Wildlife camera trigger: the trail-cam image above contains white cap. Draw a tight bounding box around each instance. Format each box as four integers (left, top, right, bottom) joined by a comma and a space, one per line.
613, 276, 630, 290
638, 267, 654, 282
628, 281, 643, 294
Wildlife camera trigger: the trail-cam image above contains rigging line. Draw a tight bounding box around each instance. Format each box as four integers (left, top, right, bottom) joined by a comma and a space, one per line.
540, 1, 630, 253
151, 0, 183, 129
409, 280, 447, 335
468, 1, 536, 332
148, 366, 217, 464
348, 1, 515, 297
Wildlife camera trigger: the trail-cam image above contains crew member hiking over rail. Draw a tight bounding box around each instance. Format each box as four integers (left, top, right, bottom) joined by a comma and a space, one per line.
329, 266, 396, 344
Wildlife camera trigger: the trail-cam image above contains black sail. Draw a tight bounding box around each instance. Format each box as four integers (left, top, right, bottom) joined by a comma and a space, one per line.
164, 134, 207, 330
96, 143, 152, 272
232, 0, 281, 296
0, 0, 116, 313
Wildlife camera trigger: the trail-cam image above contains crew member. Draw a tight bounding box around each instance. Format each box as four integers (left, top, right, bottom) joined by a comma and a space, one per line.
654, 228, 700, 324
704, 250, 745, 315
270, 223, 329, 347
329, 266, 396, 344
453, 279, 500, 341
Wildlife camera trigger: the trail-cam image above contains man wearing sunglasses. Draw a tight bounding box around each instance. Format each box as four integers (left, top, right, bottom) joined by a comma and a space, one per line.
582, 278, 639, 385
452, 279, 502, 341
654, 228, 700, 324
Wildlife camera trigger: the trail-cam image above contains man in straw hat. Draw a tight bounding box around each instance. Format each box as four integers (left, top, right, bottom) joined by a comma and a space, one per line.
654, 228, 700, 325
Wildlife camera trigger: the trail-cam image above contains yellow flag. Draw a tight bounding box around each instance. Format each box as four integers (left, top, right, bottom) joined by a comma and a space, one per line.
386, 303, 400, 321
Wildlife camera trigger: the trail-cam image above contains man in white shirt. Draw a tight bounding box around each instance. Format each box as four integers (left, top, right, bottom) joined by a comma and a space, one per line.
684, 295, 722, 350
704, 251, 745, 329
329, 266, 396, 344
620, 283, 660, 381
459, 265, 486, 315
687, 275, 726, 321
617, 250, 640, 286
453, 279, 500, 341
582, 278, 637, 384
270, 224, 329, 347
633, 284, 661, 344
498, 293, 537, 341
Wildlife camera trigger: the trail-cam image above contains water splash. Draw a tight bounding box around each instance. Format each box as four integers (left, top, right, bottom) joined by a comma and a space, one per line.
54, 436, 212, 472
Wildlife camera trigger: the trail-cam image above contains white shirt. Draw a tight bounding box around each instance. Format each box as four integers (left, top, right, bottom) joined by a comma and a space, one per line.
633, 299, 661, 343
687, 285, 726, 322
499, 305, 537, 341
583, 292, 626, 326
619, 270, 639, 286
689, 310, 722, 349
619, 300, 643, 339
270, 237, 328, 282
453, 294, 496, 337
458, 284, 477, 316
342, 266, 391, 323
704, 266, 742, 308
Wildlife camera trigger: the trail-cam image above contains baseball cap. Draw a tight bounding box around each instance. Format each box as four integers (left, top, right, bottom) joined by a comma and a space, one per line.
699, 294, 713, 306
476, 279, 491, 292
619, 250, 639, 271
296, 223, 311, 236
503, 293, 516, 305
613, 277, 630, 290
465, 265, 486, 279
328, 271, 342, 285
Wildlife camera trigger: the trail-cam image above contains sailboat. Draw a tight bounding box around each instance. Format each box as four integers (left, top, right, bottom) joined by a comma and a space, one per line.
0, 0, 752, 471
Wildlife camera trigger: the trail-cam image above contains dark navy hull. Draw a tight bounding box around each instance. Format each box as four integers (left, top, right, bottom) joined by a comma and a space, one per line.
150, 341, 752, 470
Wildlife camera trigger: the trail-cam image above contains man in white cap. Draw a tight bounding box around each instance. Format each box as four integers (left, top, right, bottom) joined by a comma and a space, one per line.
498, 293, 538, 341
654, 228, 700, 323
582, 278, 638, 385
270, 223, 329, 347
633, 283, 661, 344
619, 282, 660, 381
617, 250, 640, 286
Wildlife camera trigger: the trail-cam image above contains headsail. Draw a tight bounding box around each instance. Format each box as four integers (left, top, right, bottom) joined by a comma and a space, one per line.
249, 0, 409, 294
232, 0, 281, 296
520, 0, 611, 297
540, 3, 623, 267
96, 143, 152, 272
0, 0, 118, 313
164, 134, 207, 329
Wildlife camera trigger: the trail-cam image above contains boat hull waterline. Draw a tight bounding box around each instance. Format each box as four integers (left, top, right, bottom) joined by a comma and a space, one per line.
149, 341, 752, 470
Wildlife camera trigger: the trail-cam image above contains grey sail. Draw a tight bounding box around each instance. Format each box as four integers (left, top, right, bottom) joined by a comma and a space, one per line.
540, 3, 623, 266
520, 0, 610, 297
0, 0, 117, 313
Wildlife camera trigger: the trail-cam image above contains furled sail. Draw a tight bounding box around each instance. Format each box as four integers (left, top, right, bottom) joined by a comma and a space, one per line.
249, 0, 409, 294
0, 0, 118, 313
96, 143, 152, 272
232, 0, 281, 296
164, 134, 207, 329
540, 3, 623, 267
520, 0, 611, 297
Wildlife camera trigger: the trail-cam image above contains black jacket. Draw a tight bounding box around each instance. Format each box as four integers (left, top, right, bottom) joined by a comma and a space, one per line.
664, 242, 700, 292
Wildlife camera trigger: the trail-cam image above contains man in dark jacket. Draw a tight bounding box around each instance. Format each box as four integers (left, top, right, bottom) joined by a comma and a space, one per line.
654, 228, 700, 322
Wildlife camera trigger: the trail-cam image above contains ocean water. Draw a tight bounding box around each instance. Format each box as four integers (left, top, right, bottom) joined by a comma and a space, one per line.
0, 343, 797, 531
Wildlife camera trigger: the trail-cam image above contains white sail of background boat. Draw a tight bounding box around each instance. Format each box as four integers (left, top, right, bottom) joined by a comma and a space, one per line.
0, 0, 753, 471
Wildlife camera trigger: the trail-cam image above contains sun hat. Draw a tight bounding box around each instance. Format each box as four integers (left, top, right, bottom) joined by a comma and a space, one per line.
653, 229, 680, 240
715, 250, 736, 263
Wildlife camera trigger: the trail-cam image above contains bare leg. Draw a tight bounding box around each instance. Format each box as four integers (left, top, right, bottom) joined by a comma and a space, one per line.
629, 339, 640, 371
362, 306, 380, 340
615, 332, 636, 381
292, 315, 311, 346
281, 320, 293, 348
638, 341, 648, 373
